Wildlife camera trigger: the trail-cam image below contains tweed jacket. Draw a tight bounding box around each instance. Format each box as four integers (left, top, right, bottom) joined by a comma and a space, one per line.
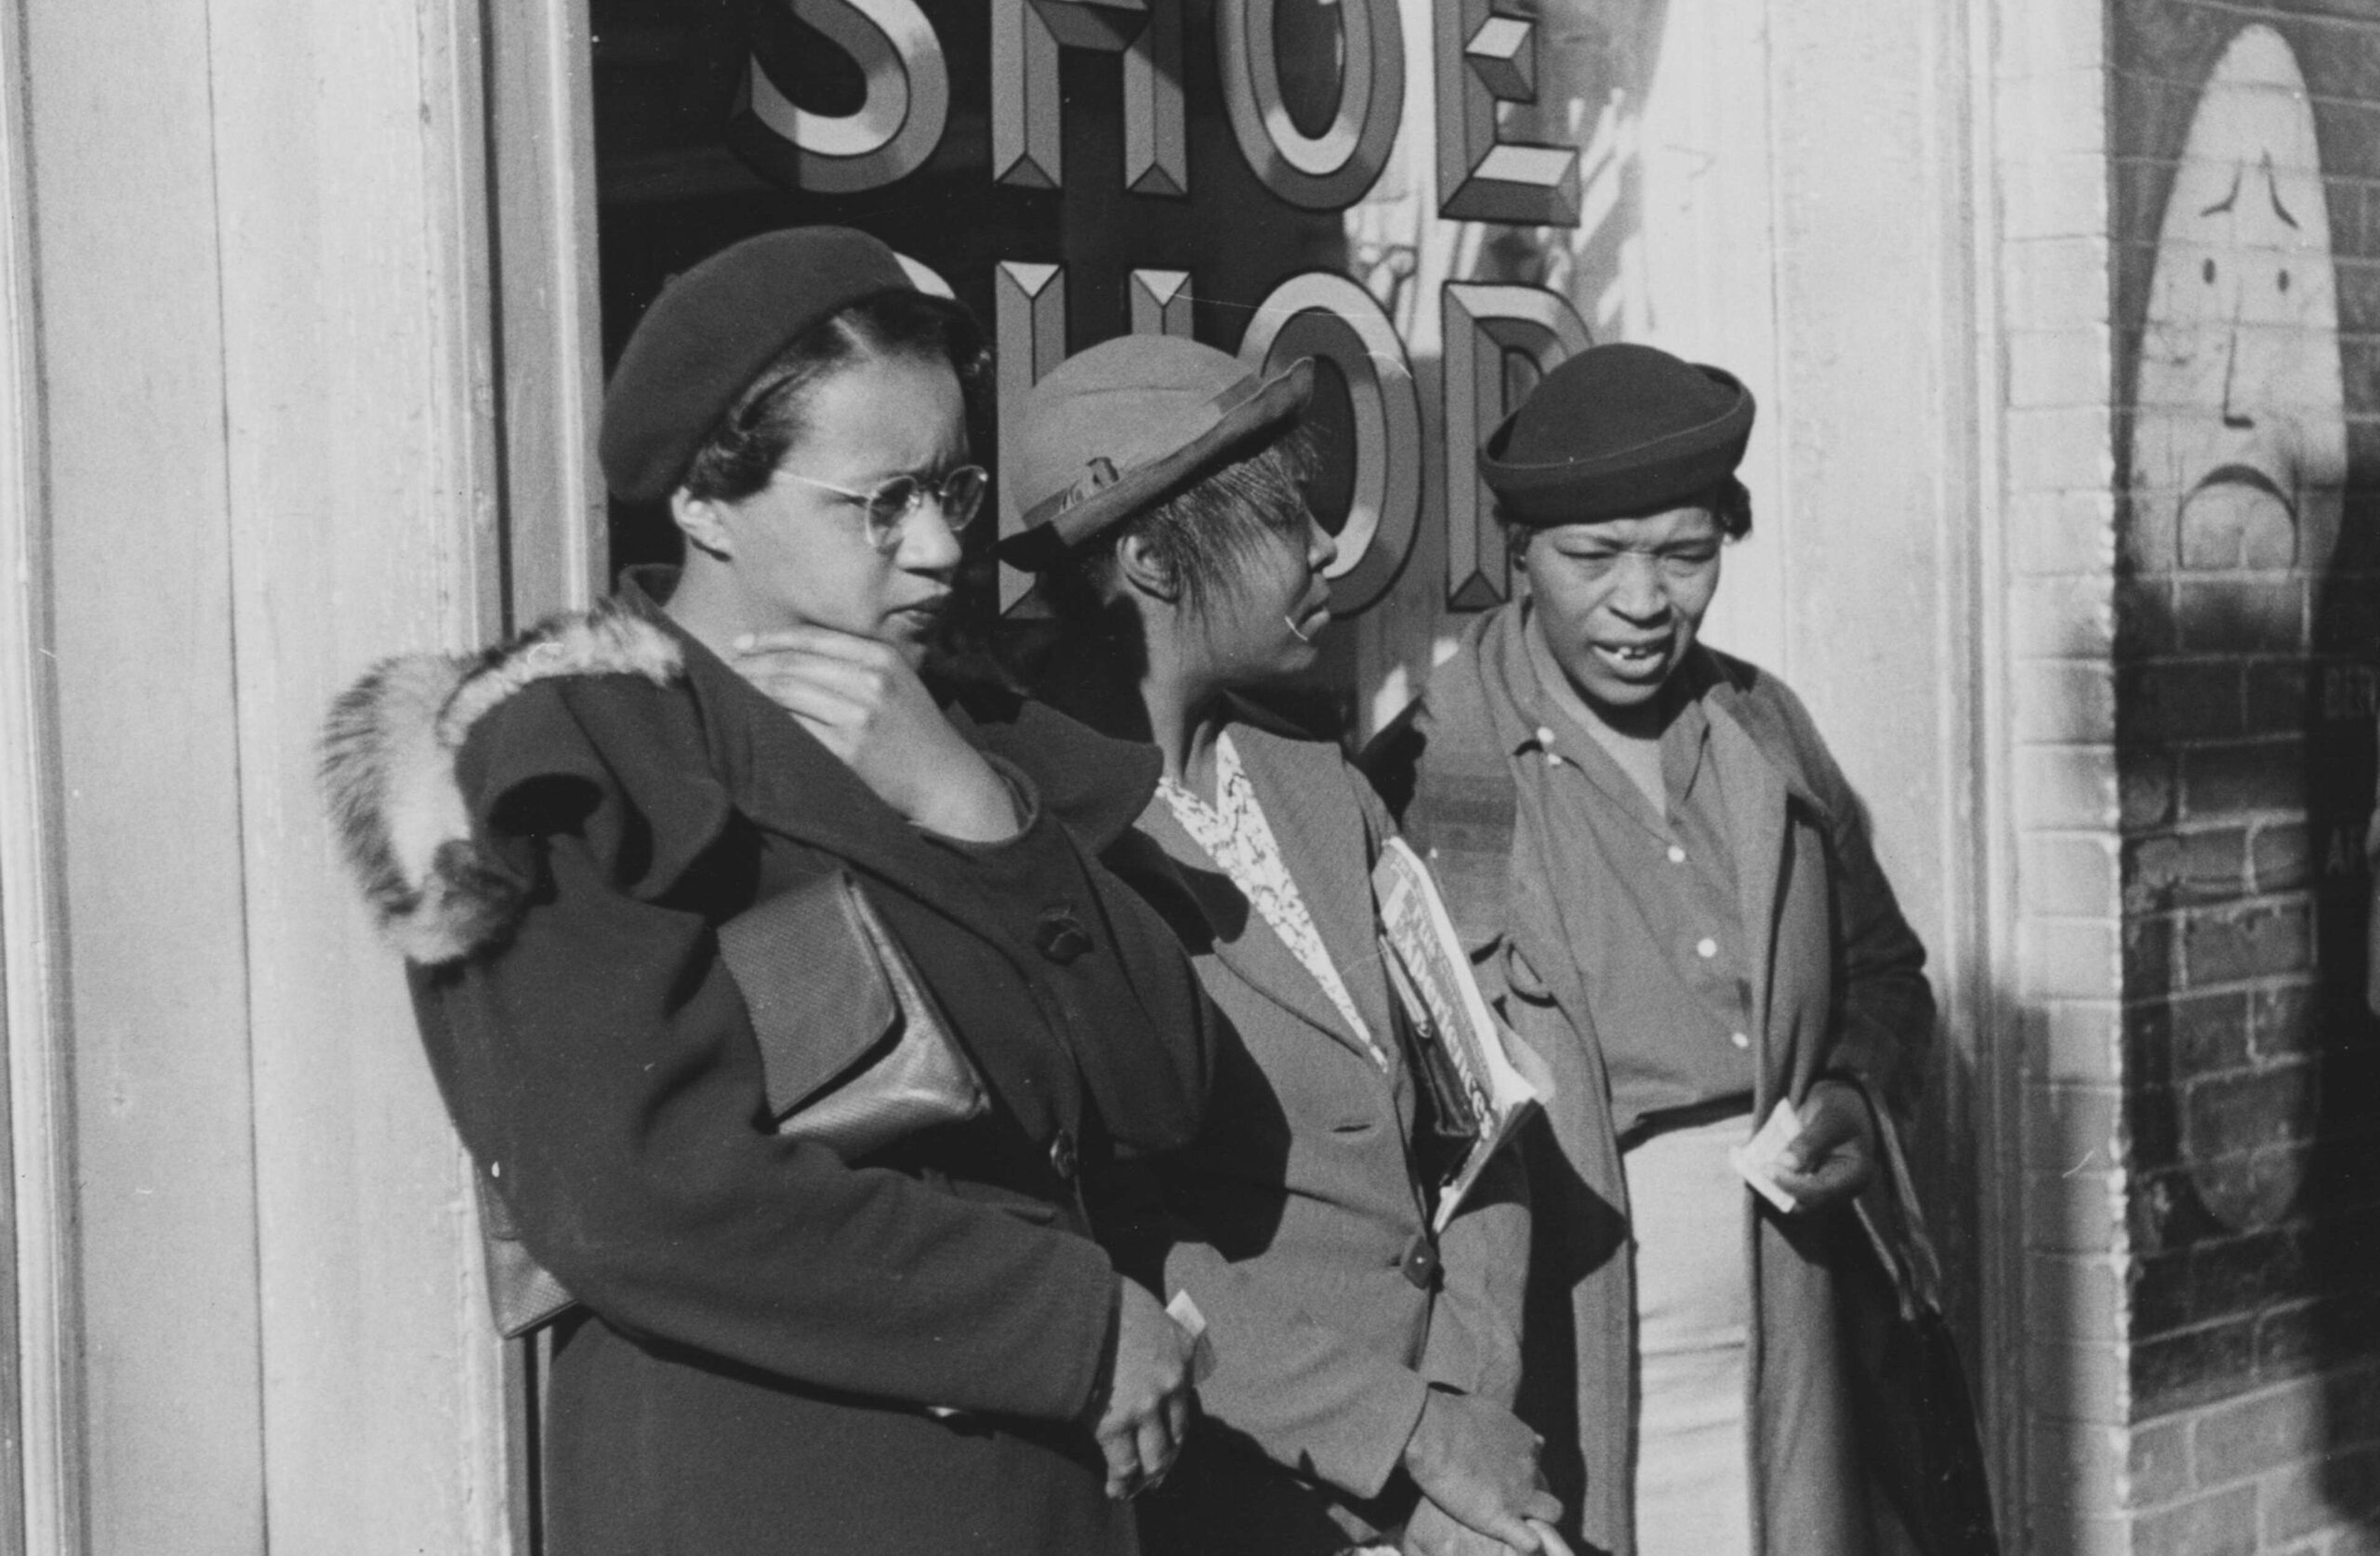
1365, 606, 1937, 1556
1115, 714, 1530, 1554
322, 574, 1214, 1556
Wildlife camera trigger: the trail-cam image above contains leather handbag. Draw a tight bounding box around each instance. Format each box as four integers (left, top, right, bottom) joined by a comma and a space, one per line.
478, 1175, 578, 1339
472, 868, 985, 1338
1844, 1106, 2001, 1556
718, 867, 988, 1155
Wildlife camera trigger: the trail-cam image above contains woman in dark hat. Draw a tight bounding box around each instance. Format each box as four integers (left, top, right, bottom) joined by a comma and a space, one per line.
320, 227, 1212, 1555
1368, 343, 1964, 1555
1003, 334, 1559, 1556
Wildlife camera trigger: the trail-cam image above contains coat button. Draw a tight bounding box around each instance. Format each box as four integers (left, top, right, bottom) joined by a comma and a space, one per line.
1034, 909, 1092, 965
1398, 1233, 1439, 1291
1049, 1128, 1079, 1180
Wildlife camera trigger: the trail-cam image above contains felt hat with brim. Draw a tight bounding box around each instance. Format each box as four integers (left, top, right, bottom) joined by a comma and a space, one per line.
997, 336, 1314, 572
1480, 342, 1755, 524
600, 226, 939, 504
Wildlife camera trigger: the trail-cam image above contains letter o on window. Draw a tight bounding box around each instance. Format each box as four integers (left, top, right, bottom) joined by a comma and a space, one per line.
1237, 271, 1421, 618
1214, 0, 1405, 212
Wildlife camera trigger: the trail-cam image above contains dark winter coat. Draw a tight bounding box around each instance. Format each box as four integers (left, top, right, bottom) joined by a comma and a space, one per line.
322, 573, 1214, 1556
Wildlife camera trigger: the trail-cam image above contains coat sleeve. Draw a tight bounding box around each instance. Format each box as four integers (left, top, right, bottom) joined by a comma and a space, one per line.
1159, 1231, 1432, 1499
1758, 677, 1936, 1124
1420, 1148, 1529, 1408
1093, 768, 1430, 1502
1087, 1135, 1434, 1500
417, 680, 1119, 1424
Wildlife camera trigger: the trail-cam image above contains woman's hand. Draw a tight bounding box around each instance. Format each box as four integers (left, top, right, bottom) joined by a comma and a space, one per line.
1087, 1279, 1198, 1500
1399, 1388, 1561, 1551
1770, 1078, 1879, 1211
1403, 1493, 1537, 1556
734, 626, 1020, 842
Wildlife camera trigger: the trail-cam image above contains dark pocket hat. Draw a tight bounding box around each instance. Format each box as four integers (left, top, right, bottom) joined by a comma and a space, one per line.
1479, 342, 1755, 524
997, 335, 1314, 571
600, 226, 924, 504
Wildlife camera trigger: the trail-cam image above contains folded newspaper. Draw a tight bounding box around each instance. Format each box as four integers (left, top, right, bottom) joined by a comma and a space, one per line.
1373, 837, 1552, 1233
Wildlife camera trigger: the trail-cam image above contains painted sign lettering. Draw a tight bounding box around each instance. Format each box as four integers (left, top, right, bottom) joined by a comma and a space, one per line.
727, 1, 1593, 619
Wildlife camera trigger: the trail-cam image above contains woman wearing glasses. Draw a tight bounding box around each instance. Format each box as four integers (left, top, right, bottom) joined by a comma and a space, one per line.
322, 228, 1212, 1556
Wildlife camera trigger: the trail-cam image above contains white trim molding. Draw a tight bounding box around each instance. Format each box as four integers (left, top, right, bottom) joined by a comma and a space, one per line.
0, 0, 78, 1546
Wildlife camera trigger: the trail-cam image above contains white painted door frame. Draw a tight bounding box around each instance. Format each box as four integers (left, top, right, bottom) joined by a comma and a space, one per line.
0, 0, 75, 1543
489, 0, 606, 627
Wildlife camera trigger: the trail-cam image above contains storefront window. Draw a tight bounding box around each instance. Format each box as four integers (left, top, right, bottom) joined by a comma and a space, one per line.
589, 3, 1355, 707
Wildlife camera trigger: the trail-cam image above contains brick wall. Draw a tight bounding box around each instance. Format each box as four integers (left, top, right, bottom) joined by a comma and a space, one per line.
2108, 0, 2380, 1549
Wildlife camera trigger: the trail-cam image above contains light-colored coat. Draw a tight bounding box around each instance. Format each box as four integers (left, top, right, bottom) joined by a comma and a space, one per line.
1120, 716, 1530, 1553
1370, 608, 1937, 1556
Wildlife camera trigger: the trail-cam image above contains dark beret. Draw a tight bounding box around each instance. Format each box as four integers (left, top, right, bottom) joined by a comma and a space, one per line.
1479, 342, 1755, 524
599, 226, 919, 504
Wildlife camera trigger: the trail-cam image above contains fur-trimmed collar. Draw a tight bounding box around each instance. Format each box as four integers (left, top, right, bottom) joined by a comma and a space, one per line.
319, 599, 682, 965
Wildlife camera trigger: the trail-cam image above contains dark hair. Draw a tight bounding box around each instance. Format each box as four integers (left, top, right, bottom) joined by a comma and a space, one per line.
1501, 473, 1753, 565
1040, 425, 1323, 627
1708, 475, 1753, 539
679, 289, 989, 505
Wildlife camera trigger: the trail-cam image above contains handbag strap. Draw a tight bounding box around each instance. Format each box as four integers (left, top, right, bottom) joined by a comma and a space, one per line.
1853, 1095, 1945, 1323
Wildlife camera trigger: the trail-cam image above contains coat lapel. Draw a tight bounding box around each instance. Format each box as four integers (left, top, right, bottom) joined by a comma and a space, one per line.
1233, 726, 1398, 1052
1142, 731, 1387, 1069
734, 692, 1007, 925
611, 575, 999, 942
1705, 696, 1789, 1051
666, 620, 1059, 974
1142, 798, 1365, 1057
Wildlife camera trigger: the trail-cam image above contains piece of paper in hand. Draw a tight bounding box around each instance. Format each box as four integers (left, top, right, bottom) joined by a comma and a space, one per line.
1167, 1290, 1217, 1386
1527, 1520, 1580, 1556
1729, 1099, 1805, 1214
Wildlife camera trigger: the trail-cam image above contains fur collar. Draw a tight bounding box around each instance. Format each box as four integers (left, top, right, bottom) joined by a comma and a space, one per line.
320, 599, 682, 964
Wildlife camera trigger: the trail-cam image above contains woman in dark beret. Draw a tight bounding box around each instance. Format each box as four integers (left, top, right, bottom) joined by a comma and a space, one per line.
1367, 343, 1971, 1556
1001, 334, 1559, 1556
321, 227, 1213, 1555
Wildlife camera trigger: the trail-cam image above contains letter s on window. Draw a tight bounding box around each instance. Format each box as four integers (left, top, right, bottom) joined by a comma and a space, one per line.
735, 0, 950, 194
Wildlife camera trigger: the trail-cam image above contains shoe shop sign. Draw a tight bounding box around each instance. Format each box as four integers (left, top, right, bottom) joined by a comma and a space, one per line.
624, 0, 1599, 619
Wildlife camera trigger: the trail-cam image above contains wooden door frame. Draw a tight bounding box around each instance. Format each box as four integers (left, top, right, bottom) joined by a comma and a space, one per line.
481, 0, 603, 1543
487, 0, 605, 632
0, 0, 78, 1543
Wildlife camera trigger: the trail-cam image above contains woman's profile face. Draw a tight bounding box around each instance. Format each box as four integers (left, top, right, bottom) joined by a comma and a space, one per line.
1195, 508, 1337, 687
715, 351, 969, 667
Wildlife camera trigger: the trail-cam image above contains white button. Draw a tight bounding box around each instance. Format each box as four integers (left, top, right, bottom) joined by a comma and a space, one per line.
1730, 1032, 1751, 1049
1545, 753, 1564, 768
1534, 725, 1555, 746
1667, 845, 1686, 864
1696, 937, 1718, 958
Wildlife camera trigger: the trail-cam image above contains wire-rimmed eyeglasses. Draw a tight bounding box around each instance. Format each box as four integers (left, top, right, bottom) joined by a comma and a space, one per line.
776, 465, 989, 554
